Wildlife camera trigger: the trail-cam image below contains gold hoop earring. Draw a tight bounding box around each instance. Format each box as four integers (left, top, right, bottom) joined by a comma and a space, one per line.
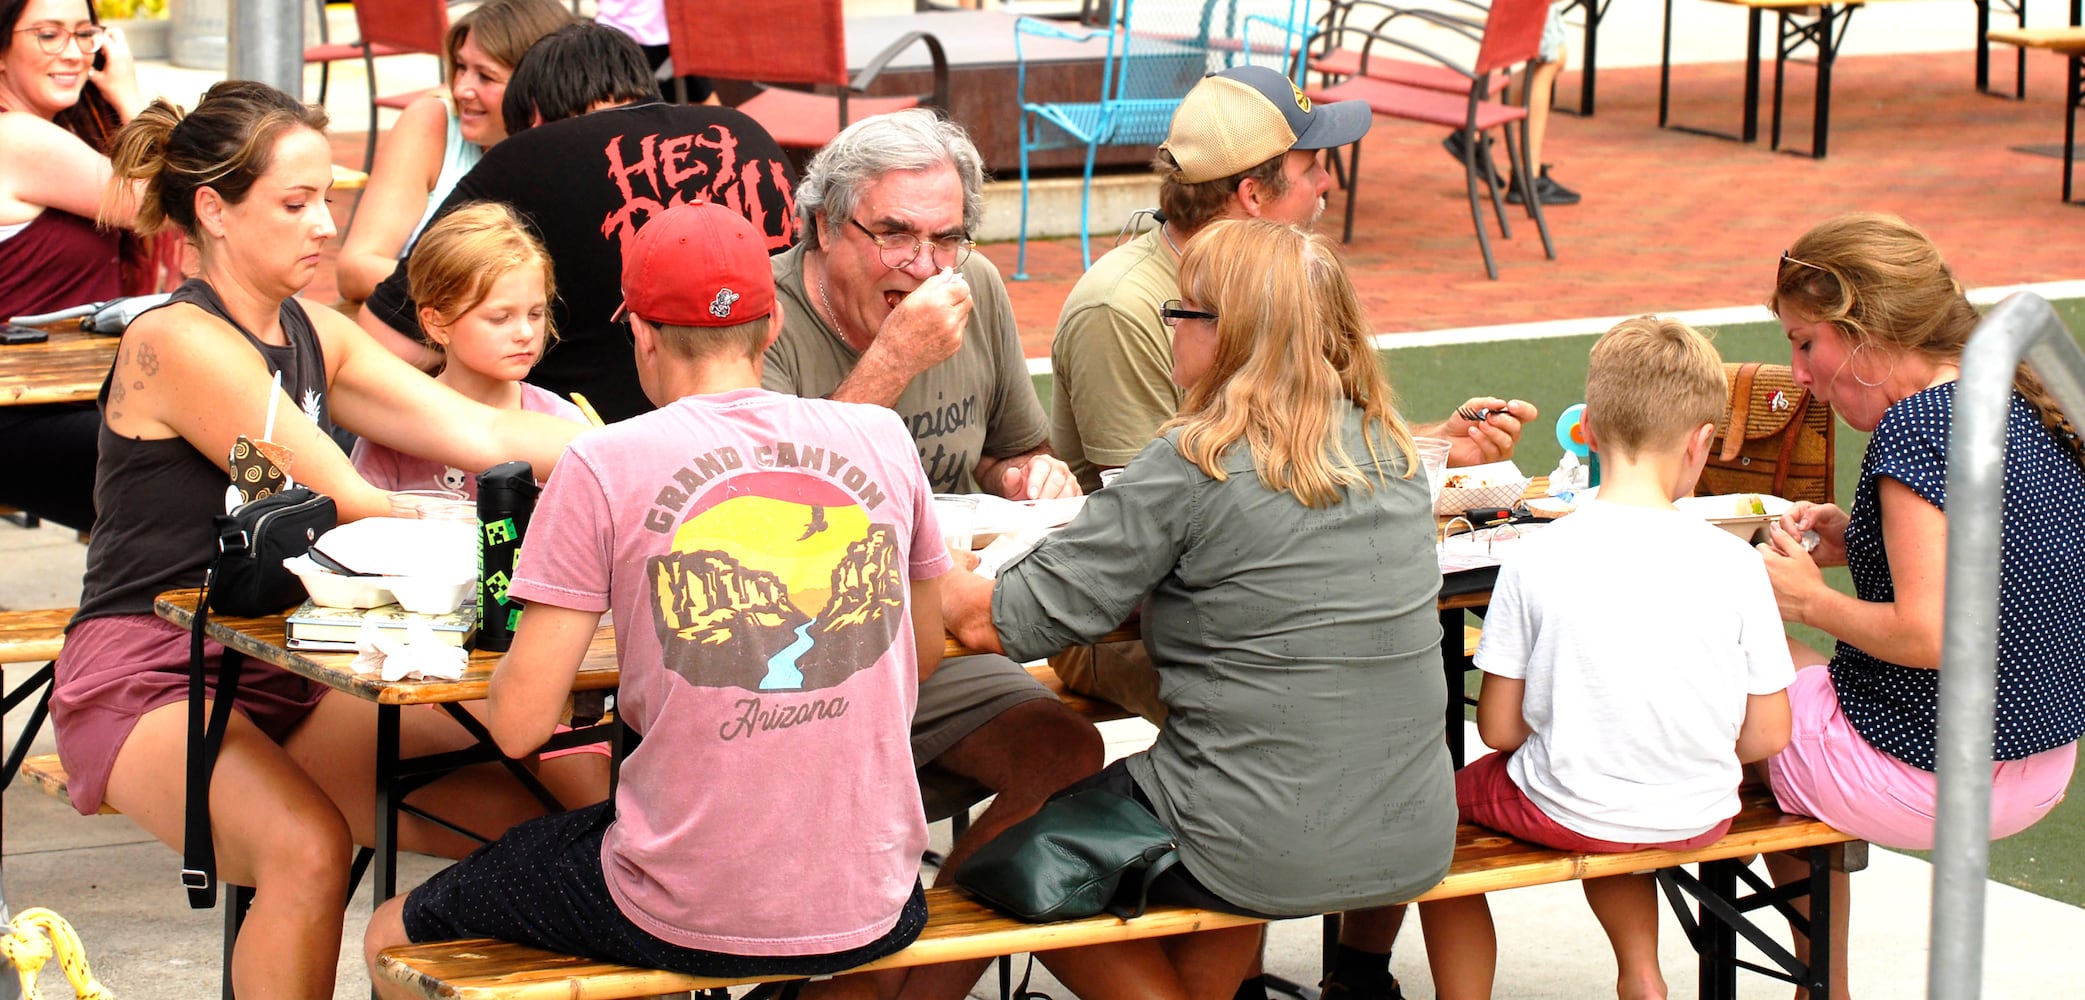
1849, 343, 1892, 389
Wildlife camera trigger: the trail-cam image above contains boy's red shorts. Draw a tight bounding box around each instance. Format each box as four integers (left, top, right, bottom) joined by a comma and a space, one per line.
1456, 752, 1732, 853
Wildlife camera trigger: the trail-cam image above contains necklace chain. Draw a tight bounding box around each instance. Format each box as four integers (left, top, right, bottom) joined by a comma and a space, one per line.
814, 250, 844, 335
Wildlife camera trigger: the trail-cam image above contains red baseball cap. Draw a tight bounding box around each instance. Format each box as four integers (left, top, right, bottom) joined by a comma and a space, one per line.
612, 199, 775, 327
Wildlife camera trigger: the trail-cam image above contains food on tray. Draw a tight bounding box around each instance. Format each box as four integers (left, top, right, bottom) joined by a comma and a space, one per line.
1443, 473, 1496, 489
1738, 493, 1768, 516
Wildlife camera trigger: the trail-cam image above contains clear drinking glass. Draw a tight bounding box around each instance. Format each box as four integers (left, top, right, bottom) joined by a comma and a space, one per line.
932, 494, 979, 551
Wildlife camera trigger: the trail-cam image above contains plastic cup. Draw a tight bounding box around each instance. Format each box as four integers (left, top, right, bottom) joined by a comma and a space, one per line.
933, 494, 979, 551
395, 495, 478, 578
388, 489, 468, 519
1414, 437, 1453, 504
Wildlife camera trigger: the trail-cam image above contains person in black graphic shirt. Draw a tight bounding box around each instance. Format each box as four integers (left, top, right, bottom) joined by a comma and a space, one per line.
358, 23, 797, 422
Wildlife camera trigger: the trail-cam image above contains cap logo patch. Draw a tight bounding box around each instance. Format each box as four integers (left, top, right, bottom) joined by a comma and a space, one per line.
1289, 83, 1311, 113
710, 287, 741, 319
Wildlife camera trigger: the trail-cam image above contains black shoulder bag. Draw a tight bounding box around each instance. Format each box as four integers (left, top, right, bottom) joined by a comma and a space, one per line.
183, 486, 334, 908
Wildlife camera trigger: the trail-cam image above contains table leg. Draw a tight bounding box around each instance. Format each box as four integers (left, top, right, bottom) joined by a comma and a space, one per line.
1658, 0, 1673, 127
1440, 606, 1468, 769
2068, 54, 2083, 204
1811, 5, 1841, 159
374, 703, 400, 905
1562, 0, 1607, 117
1979, 0, 1994, 94
1695, 860, 1740, 1000
1770, 13, 1787, 150
1807, 845, 1835, 1000
1742, 9, 1762, 144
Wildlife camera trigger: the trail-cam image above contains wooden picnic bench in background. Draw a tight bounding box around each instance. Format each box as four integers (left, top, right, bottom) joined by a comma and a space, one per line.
1987, 25, 2085, 203
377, 787, 1864, 1000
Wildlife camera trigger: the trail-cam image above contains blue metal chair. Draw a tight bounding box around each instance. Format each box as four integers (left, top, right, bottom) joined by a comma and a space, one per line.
1013, 1, 1311, 279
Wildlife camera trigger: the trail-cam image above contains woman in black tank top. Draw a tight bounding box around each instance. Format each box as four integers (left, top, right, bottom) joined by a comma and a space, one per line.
52, 82, 588, 999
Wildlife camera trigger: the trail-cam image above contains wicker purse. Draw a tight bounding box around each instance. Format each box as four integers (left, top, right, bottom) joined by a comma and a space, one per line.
1699, 362, 1836, 505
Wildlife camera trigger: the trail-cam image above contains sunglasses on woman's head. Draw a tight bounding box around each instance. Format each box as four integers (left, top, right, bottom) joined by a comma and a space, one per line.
1780, 250, 1830, 274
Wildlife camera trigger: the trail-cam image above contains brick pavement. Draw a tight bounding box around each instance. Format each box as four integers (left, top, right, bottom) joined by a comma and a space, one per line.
314, 48, 2085, 360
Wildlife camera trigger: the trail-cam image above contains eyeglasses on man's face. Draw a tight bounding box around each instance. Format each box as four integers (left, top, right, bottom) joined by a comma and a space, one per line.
1159, 300, 1218, 328
14, 23, 107, 57
848, 217, 974, 271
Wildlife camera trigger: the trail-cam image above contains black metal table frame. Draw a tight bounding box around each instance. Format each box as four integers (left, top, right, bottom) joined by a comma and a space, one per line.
368, 699, 617, 903
1564, 0, 2044, 117
1659, 0, 1861, 159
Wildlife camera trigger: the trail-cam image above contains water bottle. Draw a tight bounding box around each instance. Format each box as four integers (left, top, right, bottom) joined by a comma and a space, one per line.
476, 461, 539, 652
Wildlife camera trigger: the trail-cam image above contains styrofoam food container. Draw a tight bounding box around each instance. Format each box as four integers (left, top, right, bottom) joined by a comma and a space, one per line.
387, 574, 476, 615
283, 554, 393, 609
1676, 493, 1794, 542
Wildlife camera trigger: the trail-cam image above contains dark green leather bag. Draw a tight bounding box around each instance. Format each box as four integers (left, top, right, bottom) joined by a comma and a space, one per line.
953, 788, 1181, 922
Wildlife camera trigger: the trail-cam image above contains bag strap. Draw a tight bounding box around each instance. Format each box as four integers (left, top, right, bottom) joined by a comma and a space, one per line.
183, 530, 249, 909
1766, 389, 1815, 497
1107, 845, 1182, 921
1720, 362, 1763, 462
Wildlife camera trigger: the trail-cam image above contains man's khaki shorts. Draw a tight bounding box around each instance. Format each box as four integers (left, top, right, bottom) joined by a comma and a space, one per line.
1047, 641, 1166, 726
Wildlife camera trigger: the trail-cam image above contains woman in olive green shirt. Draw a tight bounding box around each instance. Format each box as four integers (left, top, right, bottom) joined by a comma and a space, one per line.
942, 219, 1457, 999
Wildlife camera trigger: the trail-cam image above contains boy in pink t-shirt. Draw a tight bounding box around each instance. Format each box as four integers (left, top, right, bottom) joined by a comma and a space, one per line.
364, 201, 949, 994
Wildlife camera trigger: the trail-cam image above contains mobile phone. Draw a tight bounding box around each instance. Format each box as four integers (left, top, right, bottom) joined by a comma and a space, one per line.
3, 324, 50, 345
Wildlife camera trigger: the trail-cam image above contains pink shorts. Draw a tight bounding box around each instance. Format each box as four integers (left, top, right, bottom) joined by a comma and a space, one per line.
1457, 752, 1731, 853
1766, 664, 2076, 850
540, 725, 611, 761
52, 614, 330, 815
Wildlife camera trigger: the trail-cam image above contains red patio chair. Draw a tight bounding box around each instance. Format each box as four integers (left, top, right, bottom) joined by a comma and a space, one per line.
663, 0, 949, 153
1307, 0, 1508, 98
305, 0, 451, 173
1307, 0, 1552, 280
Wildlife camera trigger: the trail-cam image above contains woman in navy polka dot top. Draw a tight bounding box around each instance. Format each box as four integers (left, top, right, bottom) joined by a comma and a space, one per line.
1751, 213, 2085, 994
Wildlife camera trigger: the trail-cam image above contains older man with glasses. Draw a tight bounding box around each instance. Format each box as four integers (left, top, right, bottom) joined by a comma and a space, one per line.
762, 108, 1102, 1000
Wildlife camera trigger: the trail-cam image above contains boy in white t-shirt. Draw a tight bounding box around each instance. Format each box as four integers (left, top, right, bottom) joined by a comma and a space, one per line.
1417, 317, 1795, 1000
363, 201, 950, 999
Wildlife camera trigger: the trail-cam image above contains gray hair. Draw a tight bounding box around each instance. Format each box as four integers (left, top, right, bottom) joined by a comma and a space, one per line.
795, 108, 986, 249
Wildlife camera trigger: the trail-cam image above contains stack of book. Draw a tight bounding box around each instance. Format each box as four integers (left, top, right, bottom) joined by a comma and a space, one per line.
284, 600, 477, 652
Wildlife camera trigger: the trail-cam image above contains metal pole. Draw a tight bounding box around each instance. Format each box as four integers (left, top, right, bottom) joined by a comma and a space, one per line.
1929, 292, 2085, 999
229, 0, 304, 95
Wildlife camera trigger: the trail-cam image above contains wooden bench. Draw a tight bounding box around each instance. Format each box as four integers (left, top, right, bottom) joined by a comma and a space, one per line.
1987, 26, 2085, 204
376, 788, 1864, 1000
3, 607, 73, 778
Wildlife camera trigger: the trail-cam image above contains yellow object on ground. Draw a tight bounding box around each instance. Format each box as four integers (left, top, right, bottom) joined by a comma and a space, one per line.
2, 907, 112, 1000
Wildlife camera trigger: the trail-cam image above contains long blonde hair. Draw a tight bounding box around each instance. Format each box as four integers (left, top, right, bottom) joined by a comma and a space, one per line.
1166, 219, 1417, 507
1770, 212, 2083, 465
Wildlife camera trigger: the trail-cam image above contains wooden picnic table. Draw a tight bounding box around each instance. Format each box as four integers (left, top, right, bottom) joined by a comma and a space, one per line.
155, 476, 1546, 900
943, 477, 1552, 762
1656, 0, 2083, 158
153, 588, 620, 905
0, 325, 118, 407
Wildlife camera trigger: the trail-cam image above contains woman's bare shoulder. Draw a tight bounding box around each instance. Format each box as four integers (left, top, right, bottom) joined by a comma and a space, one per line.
0, 111, 87, 164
